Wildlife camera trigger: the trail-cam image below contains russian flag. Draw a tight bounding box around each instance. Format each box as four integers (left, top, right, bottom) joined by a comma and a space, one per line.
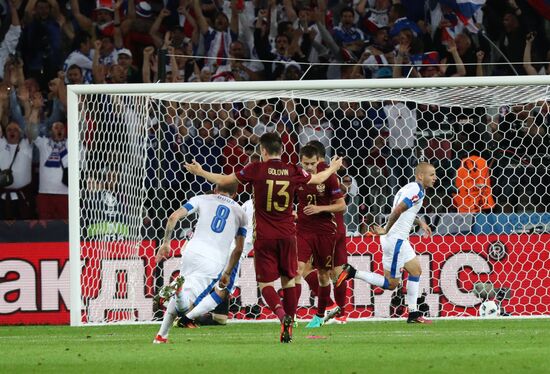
528, 0, 550, 20
441, 13, 460, 44
440, 0, 485, 32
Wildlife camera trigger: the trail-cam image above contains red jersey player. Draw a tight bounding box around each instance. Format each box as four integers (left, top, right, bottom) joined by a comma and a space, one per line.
295, 145, 346, 328
185, 132, 343, 342
306, 140, 349, 324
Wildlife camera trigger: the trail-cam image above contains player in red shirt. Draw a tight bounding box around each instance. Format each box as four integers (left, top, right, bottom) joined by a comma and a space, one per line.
306, 140, 350, 324
295, 145, 346, 328
185, 132, 343, 342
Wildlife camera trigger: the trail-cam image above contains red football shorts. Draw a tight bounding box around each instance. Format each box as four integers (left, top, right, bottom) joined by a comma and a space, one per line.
297, 232, 314, 264
298, 232, 337, 270
253, 237, 298, 283
333, 232, 348, 267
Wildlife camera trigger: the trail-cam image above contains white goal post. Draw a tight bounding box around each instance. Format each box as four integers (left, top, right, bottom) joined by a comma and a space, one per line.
68, 76, 550, 326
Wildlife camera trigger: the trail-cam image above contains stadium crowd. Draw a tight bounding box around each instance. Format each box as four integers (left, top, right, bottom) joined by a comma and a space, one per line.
0, 0, 549, 230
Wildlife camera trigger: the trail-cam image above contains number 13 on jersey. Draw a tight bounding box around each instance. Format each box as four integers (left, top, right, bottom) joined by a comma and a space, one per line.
266, 179, 290, 212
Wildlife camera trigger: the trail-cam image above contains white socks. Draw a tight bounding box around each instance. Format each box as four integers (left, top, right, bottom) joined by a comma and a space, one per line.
356, 270, 388, 289
157, 298, 177, 338
406, 276, 420, 312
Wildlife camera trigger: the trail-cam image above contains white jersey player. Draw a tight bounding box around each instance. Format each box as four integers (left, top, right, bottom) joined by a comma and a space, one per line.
153, 184, 247, 343
336, 162, 437, 324
177, 199, 255, 327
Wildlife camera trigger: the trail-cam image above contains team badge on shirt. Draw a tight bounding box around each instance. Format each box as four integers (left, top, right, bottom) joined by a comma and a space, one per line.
411, 194, 419, 203
316, 184, 325, 193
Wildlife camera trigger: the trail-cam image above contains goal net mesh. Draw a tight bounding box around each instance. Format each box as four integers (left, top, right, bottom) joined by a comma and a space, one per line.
74, 81, 550, 324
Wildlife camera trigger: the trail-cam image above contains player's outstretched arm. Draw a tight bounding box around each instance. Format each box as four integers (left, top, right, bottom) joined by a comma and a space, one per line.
308, 155, 343, 185
303, 197, 346, 215
184, 159, 239, 186
219, 235, 245, 288
371, 201, 409, 236
156, 207, 189, 262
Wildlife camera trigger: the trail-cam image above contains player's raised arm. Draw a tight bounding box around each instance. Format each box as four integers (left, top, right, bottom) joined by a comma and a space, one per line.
307, 155, 343, 185
156, 207, 189, 262
370, 201, 409, 236
184, 159, 239, 186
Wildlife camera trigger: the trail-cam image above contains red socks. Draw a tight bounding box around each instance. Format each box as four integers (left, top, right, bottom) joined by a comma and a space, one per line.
304, 270, 319, 297
317, 285, 331, 317
261, 286, 286, 322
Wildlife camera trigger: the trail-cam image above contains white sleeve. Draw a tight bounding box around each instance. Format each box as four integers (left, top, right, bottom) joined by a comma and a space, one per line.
400, 184, 422, 209
0, 25, 22, 80
182, 196, 201, 214
236, 208, 248, 237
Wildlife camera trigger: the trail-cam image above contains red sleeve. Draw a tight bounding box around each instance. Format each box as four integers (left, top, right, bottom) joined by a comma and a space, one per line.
235, 162, 258, 184
291, 165, 312, 185
327, 174, 344, 200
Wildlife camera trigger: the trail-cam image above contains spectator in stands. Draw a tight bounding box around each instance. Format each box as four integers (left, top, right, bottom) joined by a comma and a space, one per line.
65, 64, 85, 85
9, 84, 55, 143
255, 9, 308, 80
21, 0, 64, 90
193, 0, 239, 70
212, 40, 262, 82
185, 118, 222, 192
124, 1, 156, 43
34, 121, 68, 219
440, 34, 476, 76
495, 8, 527, 75
222, 126, 248, 175
64, 32, 94, 84
0, 0, 22, 82
523, 31, 550, 76
0, 121, 33, 219
332, 7, 367, 56
297, 100, 333, 158
383, 100, 418, 198
70, 0, 116, 38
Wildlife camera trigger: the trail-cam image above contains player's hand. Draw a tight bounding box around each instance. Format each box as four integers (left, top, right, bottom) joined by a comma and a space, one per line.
369, 224, 386, 236
156, 243, 171, 262
219, 272, 230, 289
303, 204, 322, 215
184, 159, 204, 176
329, 155, 343, 172
420, 222, 432, 238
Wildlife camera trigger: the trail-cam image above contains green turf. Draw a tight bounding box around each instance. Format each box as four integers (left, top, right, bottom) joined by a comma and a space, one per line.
1, 319, 549, 373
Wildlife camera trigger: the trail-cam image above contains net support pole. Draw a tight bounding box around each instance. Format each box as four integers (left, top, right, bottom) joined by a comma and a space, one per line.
67, 87, 82, 327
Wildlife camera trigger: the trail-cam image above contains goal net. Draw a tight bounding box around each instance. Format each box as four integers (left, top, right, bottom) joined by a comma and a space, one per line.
68, 77, 550, 325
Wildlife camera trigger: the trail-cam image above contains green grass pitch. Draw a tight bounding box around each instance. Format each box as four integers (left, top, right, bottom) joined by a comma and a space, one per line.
1, 319, 549, 373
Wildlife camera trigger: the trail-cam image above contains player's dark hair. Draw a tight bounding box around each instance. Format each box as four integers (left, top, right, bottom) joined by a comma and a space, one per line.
217, 183, 238, 196
299, 145, 319, 160
259, 132, 282, 155
305, 140, 326, 158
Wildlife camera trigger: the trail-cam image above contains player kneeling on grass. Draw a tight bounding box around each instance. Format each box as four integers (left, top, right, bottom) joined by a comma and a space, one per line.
336, 162, 436, 324
153, 183, 247, 344
175, 199, 255, 328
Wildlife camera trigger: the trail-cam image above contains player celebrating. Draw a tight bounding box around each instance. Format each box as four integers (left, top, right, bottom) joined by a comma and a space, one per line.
153, 183, 247, 343
185, 132, 343, 342
295, 145, 346, 328
336, 162, 436, 324
307, 140, 349, 324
